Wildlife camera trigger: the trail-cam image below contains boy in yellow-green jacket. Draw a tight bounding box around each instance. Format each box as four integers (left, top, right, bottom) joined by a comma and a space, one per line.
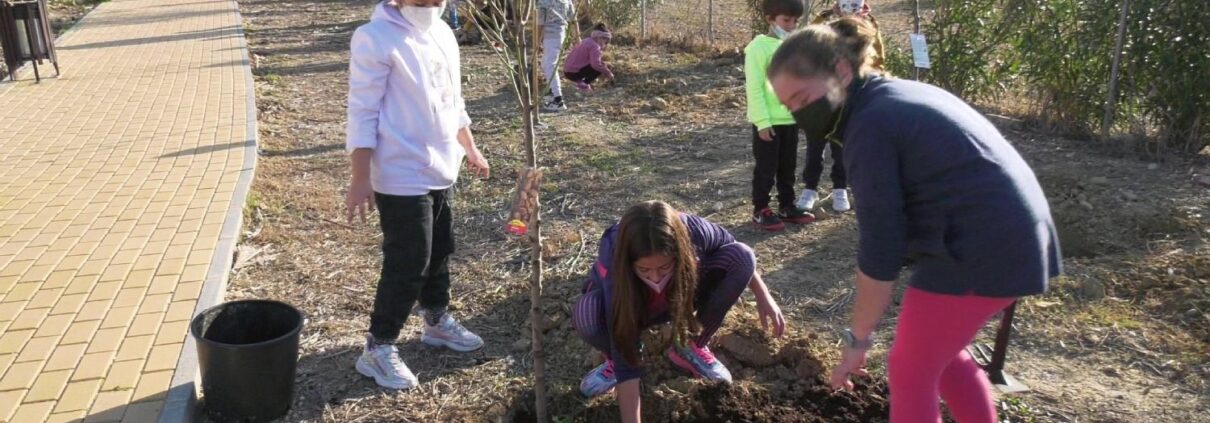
745, 0, 813, 231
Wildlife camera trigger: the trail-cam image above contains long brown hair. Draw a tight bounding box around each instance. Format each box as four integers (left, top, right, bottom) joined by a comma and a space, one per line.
610, 201, 700, 365
768, 17, 881, 81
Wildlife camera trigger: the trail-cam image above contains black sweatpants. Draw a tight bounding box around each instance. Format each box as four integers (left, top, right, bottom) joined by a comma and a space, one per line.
751, 124, 799, 212
803, 136, 847, 190
564, 66, 602, 84
369, 189, 455, 343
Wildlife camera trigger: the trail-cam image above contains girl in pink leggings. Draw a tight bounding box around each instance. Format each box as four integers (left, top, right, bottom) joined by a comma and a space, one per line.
766, 18, 1061, 423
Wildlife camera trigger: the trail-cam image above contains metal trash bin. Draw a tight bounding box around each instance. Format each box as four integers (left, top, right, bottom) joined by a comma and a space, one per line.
0, 0, 59, 82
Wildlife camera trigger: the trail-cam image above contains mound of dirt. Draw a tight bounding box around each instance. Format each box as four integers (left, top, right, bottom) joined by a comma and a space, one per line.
511, 325, 897, 423
674, 327, 890, 423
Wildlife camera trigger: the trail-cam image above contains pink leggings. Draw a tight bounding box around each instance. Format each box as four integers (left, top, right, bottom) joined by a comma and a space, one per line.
888, 287, 1016, 423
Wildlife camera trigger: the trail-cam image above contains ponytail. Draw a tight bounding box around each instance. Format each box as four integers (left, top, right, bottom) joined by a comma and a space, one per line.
828, 17, 881, 73
768, 17, 880, 81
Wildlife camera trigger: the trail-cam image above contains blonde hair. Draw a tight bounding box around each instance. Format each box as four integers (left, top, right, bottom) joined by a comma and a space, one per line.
768, 17, 881, 81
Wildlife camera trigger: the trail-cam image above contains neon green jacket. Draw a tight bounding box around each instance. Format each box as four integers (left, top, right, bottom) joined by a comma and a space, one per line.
744, 34, 795, 130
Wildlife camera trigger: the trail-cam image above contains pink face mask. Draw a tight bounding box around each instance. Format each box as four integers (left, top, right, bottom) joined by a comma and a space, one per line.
638, 271, 673, 293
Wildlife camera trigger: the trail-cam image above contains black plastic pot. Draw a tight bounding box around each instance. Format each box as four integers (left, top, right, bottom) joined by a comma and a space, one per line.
190, 299, 303, 422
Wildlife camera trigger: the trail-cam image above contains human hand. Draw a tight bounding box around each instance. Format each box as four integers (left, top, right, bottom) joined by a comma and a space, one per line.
829, 347, 869, 391
758, 127, 775, 142
755, 291, 786, 337
465, 144, 490, 178
345, 178, 376, 224
459, 128, 490, 179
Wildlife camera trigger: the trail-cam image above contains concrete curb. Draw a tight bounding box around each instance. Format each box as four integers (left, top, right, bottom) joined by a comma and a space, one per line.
158, 1, 259, 421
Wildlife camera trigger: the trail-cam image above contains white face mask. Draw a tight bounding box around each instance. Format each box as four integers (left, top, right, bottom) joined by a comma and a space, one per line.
772, 26, 790, 39
638, 270, 673, 293
400, 3, 444, 31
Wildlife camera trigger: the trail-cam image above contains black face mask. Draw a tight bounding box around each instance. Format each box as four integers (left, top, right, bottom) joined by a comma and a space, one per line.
792, 92, 844, 141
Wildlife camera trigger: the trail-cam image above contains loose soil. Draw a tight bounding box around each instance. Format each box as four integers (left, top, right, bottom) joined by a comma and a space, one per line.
221, 0, 1210, 421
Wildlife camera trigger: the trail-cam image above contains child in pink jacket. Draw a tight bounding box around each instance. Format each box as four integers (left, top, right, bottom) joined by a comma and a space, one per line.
562, 23, 614, 91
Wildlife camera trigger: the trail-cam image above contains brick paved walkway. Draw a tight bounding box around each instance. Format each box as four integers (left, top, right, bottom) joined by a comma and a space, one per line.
0, 0, 255, 421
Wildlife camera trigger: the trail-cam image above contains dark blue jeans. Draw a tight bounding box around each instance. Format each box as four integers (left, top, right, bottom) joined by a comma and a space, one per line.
803, 135, 847, 190
369, 189, 455, 343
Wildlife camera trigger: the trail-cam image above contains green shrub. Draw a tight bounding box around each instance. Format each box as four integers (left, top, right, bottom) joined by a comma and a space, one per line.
1121, 0, 1210, 152
922, 0, 1025, 100
917, 0, 1209, 152
1013, 0, 1119, 136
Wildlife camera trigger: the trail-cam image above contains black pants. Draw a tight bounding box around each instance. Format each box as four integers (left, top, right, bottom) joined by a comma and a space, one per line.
803, 136, 847, 190
369, 189, 455, 342
564, 66, 601, 84
751, 124, 799, 211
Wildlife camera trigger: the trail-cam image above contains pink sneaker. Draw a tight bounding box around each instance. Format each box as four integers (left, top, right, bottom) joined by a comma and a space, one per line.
573, 81, 592, 92
666, 340, 732, 383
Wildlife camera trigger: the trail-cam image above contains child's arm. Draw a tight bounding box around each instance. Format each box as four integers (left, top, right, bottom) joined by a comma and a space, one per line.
747, 271, 786, 337
458, 128, 489, 178
347, 148, 375, 223
345, 28, 391, 223
347, 29, 390, 154
744, 46, 775, 138
587, 44, 613, 79
618, 380, 641, 423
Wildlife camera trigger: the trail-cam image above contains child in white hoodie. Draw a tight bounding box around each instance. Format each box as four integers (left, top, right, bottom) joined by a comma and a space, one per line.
344, 0, 490, 391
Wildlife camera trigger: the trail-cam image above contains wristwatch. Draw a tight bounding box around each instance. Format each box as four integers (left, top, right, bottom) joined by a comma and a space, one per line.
841, 329, 873, 350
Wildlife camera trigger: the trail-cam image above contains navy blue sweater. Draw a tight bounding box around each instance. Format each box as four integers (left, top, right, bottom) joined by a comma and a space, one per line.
837, 76, 1060, 297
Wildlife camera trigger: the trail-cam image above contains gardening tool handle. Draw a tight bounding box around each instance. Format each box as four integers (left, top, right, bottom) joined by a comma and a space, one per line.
987, 300, 1017, 377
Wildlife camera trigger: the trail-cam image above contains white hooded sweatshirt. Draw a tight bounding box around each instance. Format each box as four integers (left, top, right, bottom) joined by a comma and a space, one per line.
346, 2, 472, 196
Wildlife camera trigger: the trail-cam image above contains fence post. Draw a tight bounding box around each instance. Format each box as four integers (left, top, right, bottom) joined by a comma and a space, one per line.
1102, 0, 1130, 138
640, 0, 646, 41
912, 0, 921, 80
708, 0, 715, 45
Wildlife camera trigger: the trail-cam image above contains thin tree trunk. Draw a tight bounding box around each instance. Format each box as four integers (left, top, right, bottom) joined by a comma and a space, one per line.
639, 0, 646, 43
1102, 0, 1129, 138
522, 3, 547, 422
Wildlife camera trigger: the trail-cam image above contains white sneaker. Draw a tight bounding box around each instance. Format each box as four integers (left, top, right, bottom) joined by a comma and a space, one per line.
833, 189, 851, 212
355, 334, 418, 390
795, 189, 819, 210
541, 99, 567, 113
421, 312, 484, 352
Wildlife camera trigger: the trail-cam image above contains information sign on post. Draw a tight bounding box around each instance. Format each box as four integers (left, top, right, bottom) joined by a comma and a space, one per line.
910, 33, 930, 69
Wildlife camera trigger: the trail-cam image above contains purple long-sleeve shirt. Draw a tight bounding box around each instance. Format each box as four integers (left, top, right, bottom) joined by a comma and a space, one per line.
584, 214, 737, 383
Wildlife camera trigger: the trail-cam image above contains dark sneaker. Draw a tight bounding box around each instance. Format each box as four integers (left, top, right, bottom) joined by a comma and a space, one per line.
779, 206, 817, 224
752, 207, 785, 231
541, 97, 567, 113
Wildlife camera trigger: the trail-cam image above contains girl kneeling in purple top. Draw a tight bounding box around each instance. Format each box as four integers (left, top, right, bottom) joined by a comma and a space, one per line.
573, 201, 786, 423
